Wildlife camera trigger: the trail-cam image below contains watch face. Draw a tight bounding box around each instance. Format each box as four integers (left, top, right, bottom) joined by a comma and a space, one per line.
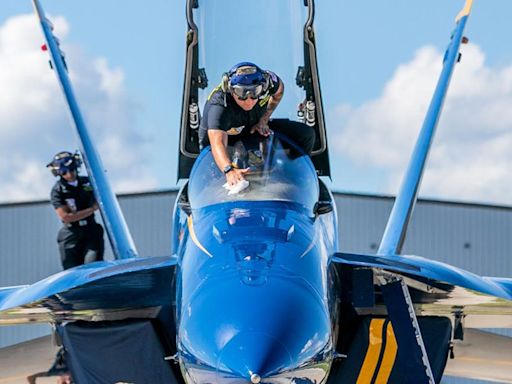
223, 165, 233, 174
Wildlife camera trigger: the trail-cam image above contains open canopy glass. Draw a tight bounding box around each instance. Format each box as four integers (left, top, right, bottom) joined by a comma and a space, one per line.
188, 135, 319, 211
194, 0, 308, 120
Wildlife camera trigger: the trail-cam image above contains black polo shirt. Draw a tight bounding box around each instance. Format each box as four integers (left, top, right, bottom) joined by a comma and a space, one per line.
50, 176, 96, 224
198, 71, 281, 147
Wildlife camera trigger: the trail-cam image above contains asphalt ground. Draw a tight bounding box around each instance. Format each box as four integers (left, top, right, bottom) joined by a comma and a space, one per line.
0, 336, 62, 384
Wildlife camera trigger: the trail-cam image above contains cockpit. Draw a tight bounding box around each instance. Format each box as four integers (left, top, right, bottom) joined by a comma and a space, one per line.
188, 135, 320, 212
178, 0, 331, 180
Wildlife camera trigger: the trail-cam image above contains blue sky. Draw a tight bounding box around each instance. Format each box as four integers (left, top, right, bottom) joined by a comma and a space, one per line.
0, 0, 511, 206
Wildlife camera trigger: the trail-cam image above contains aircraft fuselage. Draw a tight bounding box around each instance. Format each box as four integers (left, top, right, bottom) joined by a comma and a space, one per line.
174, 198, 338, 383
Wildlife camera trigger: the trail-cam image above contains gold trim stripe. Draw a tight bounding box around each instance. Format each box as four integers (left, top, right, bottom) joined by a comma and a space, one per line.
357, 319, 385, 384
375, 322, 398, 383
456, 0, 473, 22
187, 216, 213, 257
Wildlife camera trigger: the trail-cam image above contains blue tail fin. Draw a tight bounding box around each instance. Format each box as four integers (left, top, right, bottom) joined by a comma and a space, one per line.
32, 0, 138, 259
378, 0, 474, 256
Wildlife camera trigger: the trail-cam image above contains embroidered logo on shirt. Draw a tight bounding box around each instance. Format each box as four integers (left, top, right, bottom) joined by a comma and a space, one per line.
226, 126, 245, 135
258, 94, 270, 107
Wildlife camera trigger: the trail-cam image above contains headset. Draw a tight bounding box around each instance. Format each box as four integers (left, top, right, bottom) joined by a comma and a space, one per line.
47, 151, 82, 177
221, 62, 271, 97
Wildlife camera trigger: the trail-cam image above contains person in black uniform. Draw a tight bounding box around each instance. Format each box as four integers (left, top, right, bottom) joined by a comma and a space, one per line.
198, 62, 315, 186
47, 151, 104, 270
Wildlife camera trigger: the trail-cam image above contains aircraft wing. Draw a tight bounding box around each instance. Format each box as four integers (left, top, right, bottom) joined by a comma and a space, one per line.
0, 256, 177, 325
0, 286, 28, 303
333, 252, 512, 328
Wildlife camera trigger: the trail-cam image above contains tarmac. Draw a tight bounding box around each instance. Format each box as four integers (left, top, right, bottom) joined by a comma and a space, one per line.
0, 336, 61, 384
2, 329, 512, 383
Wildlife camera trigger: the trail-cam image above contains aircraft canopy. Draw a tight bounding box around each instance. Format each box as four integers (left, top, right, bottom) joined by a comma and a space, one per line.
188, 136, 319, 211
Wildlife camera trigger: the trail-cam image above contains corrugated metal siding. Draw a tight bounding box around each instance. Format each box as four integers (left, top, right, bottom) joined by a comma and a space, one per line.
0, 190, 510, 384
403, 201, 512, 277
115, 191, 177, 258
0, 202, 62, 286
334, 193, 392, 253
334, 193, 512, 277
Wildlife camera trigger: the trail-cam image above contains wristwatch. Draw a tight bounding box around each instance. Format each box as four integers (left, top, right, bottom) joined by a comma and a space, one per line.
223, 164, 234, 174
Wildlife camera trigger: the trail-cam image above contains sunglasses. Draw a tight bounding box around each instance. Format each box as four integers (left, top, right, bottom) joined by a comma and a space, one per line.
231, 84, 264, 100
59, 167, 76, 176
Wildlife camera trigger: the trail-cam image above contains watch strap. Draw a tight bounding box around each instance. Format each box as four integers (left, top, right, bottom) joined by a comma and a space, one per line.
223, 164, 233, 174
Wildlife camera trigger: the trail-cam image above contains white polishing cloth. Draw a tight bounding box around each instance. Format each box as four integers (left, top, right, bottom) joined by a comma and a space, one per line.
223, 179, 249, 195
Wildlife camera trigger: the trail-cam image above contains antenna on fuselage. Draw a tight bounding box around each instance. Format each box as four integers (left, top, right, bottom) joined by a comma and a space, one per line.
377, 0, 473, 256
32, 0, 139, 259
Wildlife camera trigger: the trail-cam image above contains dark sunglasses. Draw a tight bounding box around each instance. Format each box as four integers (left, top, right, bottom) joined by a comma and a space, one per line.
59, 167, 75, 176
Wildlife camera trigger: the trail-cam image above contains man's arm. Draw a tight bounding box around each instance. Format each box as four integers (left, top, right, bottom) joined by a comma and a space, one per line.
261, 80, 284, 122
55, 203, 98, 224
251, 80, 284, 136
208, 129, 248, 186
209, 129, 230, 170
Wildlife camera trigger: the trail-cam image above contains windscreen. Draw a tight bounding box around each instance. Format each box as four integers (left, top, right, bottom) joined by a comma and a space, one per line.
188, 136, 319, 211
194, 0, 308, 119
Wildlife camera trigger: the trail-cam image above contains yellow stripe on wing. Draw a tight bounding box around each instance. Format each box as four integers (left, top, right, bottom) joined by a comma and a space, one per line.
375, 322, 398, 383
456, 0, 473, 22
187, 216, 213, 257
357, 319, 385, 384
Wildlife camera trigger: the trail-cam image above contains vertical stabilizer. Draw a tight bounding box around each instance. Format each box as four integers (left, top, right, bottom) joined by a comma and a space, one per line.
32, 0, 138, 259
378, 0, 473, 256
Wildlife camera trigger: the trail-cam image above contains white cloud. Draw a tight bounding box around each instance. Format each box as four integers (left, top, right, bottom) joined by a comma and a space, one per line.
331, 43, 512, 205
0, 14, 157, 203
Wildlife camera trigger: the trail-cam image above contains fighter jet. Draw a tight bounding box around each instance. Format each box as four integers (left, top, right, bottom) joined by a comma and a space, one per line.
0, 0, 511, 383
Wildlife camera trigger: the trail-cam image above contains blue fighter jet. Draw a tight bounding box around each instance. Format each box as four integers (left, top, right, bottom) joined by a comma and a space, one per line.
1, 0, 511, 383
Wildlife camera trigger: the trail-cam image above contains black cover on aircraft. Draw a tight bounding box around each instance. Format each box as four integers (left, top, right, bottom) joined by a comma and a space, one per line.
328, 316, 452, 383
60, 320, 179, 384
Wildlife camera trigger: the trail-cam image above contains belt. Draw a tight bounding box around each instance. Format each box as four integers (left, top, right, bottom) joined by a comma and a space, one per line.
65, 219, 95, 228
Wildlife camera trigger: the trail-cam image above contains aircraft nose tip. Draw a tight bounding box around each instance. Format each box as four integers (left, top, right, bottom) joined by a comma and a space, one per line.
218, 331, 292, 379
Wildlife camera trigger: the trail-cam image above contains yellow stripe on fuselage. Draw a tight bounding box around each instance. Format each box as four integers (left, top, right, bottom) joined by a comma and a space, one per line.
456, 0, 473, 22
357, 319, 385, 384
187, 216, 213, 257
375, 322, 398, 383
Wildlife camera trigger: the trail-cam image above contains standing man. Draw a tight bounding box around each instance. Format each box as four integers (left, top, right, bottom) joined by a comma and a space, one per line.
47, 151, 104, 270
198, 62, 316, 186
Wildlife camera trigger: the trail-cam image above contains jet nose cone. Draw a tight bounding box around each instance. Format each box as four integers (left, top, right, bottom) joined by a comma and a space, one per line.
218, 331, 292, 379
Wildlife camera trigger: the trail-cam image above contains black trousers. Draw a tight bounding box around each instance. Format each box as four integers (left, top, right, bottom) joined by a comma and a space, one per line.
57, 223, 104, 270
268, 119, 316, 154
210, 119, 316, 155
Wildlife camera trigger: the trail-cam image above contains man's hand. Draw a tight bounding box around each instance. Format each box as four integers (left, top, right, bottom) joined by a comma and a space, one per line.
250, 78, 284, 137
226, 168, 249, 186
250, 119, 272, 137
